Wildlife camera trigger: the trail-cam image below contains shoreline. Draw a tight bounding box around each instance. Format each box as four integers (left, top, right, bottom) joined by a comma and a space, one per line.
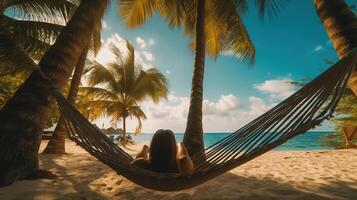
0, 140, 356, 200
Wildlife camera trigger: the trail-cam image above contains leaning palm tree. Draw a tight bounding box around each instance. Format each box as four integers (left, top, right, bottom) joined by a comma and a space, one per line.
42, 47, 89, 154
82, 41, 168, 144
314, 0, 357, 147
119, 0, 285, 156
314, 0, 357, 92
0, 0, 108, 186
43, 23, 103, 154
0, 0, 80, 155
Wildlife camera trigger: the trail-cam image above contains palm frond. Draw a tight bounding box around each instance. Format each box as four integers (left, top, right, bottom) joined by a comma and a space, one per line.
17, 36, 51, 60
127, 105, 146, 134
255, 0, 288, 20
119, 0, 159, 28
5, 17, 64, 45
0, 33, 38, 75
129, 68, 168, 103
224, 8, 255, 63
86, 61, 117, 87
107, 101, 126, 124
236, 0, 248, 14
4, 0, 77, 24
80, 86, 118, 101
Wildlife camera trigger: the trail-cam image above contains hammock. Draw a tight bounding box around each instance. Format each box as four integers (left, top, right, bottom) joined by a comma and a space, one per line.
53, 50, 356, 191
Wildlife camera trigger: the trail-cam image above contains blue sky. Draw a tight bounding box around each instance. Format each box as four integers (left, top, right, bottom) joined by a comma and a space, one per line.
93, 1, 352, 133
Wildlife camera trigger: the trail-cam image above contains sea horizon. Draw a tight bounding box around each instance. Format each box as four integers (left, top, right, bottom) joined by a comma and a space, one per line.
109, 131, 336, 151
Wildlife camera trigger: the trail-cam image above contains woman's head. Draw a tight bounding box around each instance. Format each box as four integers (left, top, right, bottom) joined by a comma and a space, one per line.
150, 129, 178, 173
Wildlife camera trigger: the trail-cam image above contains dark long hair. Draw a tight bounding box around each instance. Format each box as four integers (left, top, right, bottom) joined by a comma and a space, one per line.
150, 129, 178, 173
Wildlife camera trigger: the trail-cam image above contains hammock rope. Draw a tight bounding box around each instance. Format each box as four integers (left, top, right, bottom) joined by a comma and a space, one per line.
52, 50, 356, 191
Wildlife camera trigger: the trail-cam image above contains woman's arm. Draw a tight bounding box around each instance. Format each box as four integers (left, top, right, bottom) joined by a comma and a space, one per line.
131, 144, 151, 170
177, 143, 194, 173
135, 144, 150, 160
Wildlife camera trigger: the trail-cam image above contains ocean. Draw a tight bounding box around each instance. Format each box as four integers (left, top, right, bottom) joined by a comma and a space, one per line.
128, 132, 334, 151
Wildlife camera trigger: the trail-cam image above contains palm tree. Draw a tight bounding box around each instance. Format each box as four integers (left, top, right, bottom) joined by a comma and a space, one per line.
0, 0, 80, 155
82, 41, 168, 144
43, 15, 103, 154
119, 0, 285, 156
42, 47, 89, 154
314, 0, 357, 92
0, 0, 108, 186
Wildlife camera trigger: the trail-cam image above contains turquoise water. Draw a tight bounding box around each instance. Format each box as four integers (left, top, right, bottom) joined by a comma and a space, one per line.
127, 132, 334, 151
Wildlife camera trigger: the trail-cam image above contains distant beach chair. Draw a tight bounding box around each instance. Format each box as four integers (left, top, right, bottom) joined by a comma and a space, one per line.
342, 126, 357, 148
108, 135, 115, 142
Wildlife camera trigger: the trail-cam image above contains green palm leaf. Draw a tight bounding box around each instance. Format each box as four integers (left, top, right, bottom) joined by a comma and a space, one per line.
0, 33, 38, 75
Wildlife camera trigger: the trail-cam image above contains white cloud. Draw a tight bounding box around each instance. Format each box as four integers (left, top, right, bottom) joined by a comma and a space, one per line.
203, 94, 240, 116
148, 39, 155, 46
142, 51, 155, 61
136, 37, 156, 49
136, 37, 146, 49
314, 45, 323, 52
254, 78, 296, 100
93, 93, 275, 133
221, 50, 234, 56
165, 70, 171, 75
248, 96, 272, 116
94, 33, 127, 65
102, 20, 111, 30
94, 33, 157, 71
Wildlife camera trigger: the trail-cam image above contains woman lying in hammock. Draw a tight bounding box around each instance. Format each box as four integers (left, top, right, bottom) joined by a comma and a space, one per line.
131, 129, 194, 173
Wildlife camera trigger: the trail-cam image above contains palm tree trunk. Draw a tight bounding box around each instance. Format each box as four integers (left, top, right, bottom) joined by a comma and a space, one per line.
183, 0, 206, 157
122, 116, 127, 145
314, 0, 357, 92
0, 0, 107, 187
43, 47, 89, 154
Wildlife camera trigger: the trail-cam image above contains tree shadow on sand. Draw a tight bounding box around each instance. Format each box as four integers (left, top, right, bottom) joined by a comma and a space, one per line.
2, 150, 355, 200
0, 152, 108, 200
113, 172, 356, 200
39, 153, 109, 199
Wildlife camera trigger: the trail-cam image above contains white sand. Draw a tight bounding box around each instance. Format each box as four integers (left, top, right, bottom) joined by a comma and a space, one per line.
0, 140, 356, 200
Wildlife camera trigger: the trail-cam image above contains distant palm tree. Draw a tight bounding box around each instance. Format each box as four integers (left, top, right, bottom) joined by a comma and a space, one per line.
0, 0, 76, 75
0, 0, 108, 186
82, 41, 168, 144
119, 0, 285, 156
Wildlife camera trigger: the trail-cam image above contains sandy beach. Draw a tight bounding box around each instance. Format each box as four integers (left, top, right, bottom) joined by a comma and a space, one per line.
0, 140, 356, 200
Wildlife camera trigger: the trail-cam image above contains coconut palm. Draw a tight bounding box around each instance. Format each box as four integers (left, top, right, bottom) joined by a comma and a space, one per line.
119, 0, 286, 156
314, 0, 357, 92
314, 0, 357, 148
43, 14, 103, 154
42, 47, 90, 154
0, 0, 77, 155
82, 41, 168, 144
0, 0, 108, 186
